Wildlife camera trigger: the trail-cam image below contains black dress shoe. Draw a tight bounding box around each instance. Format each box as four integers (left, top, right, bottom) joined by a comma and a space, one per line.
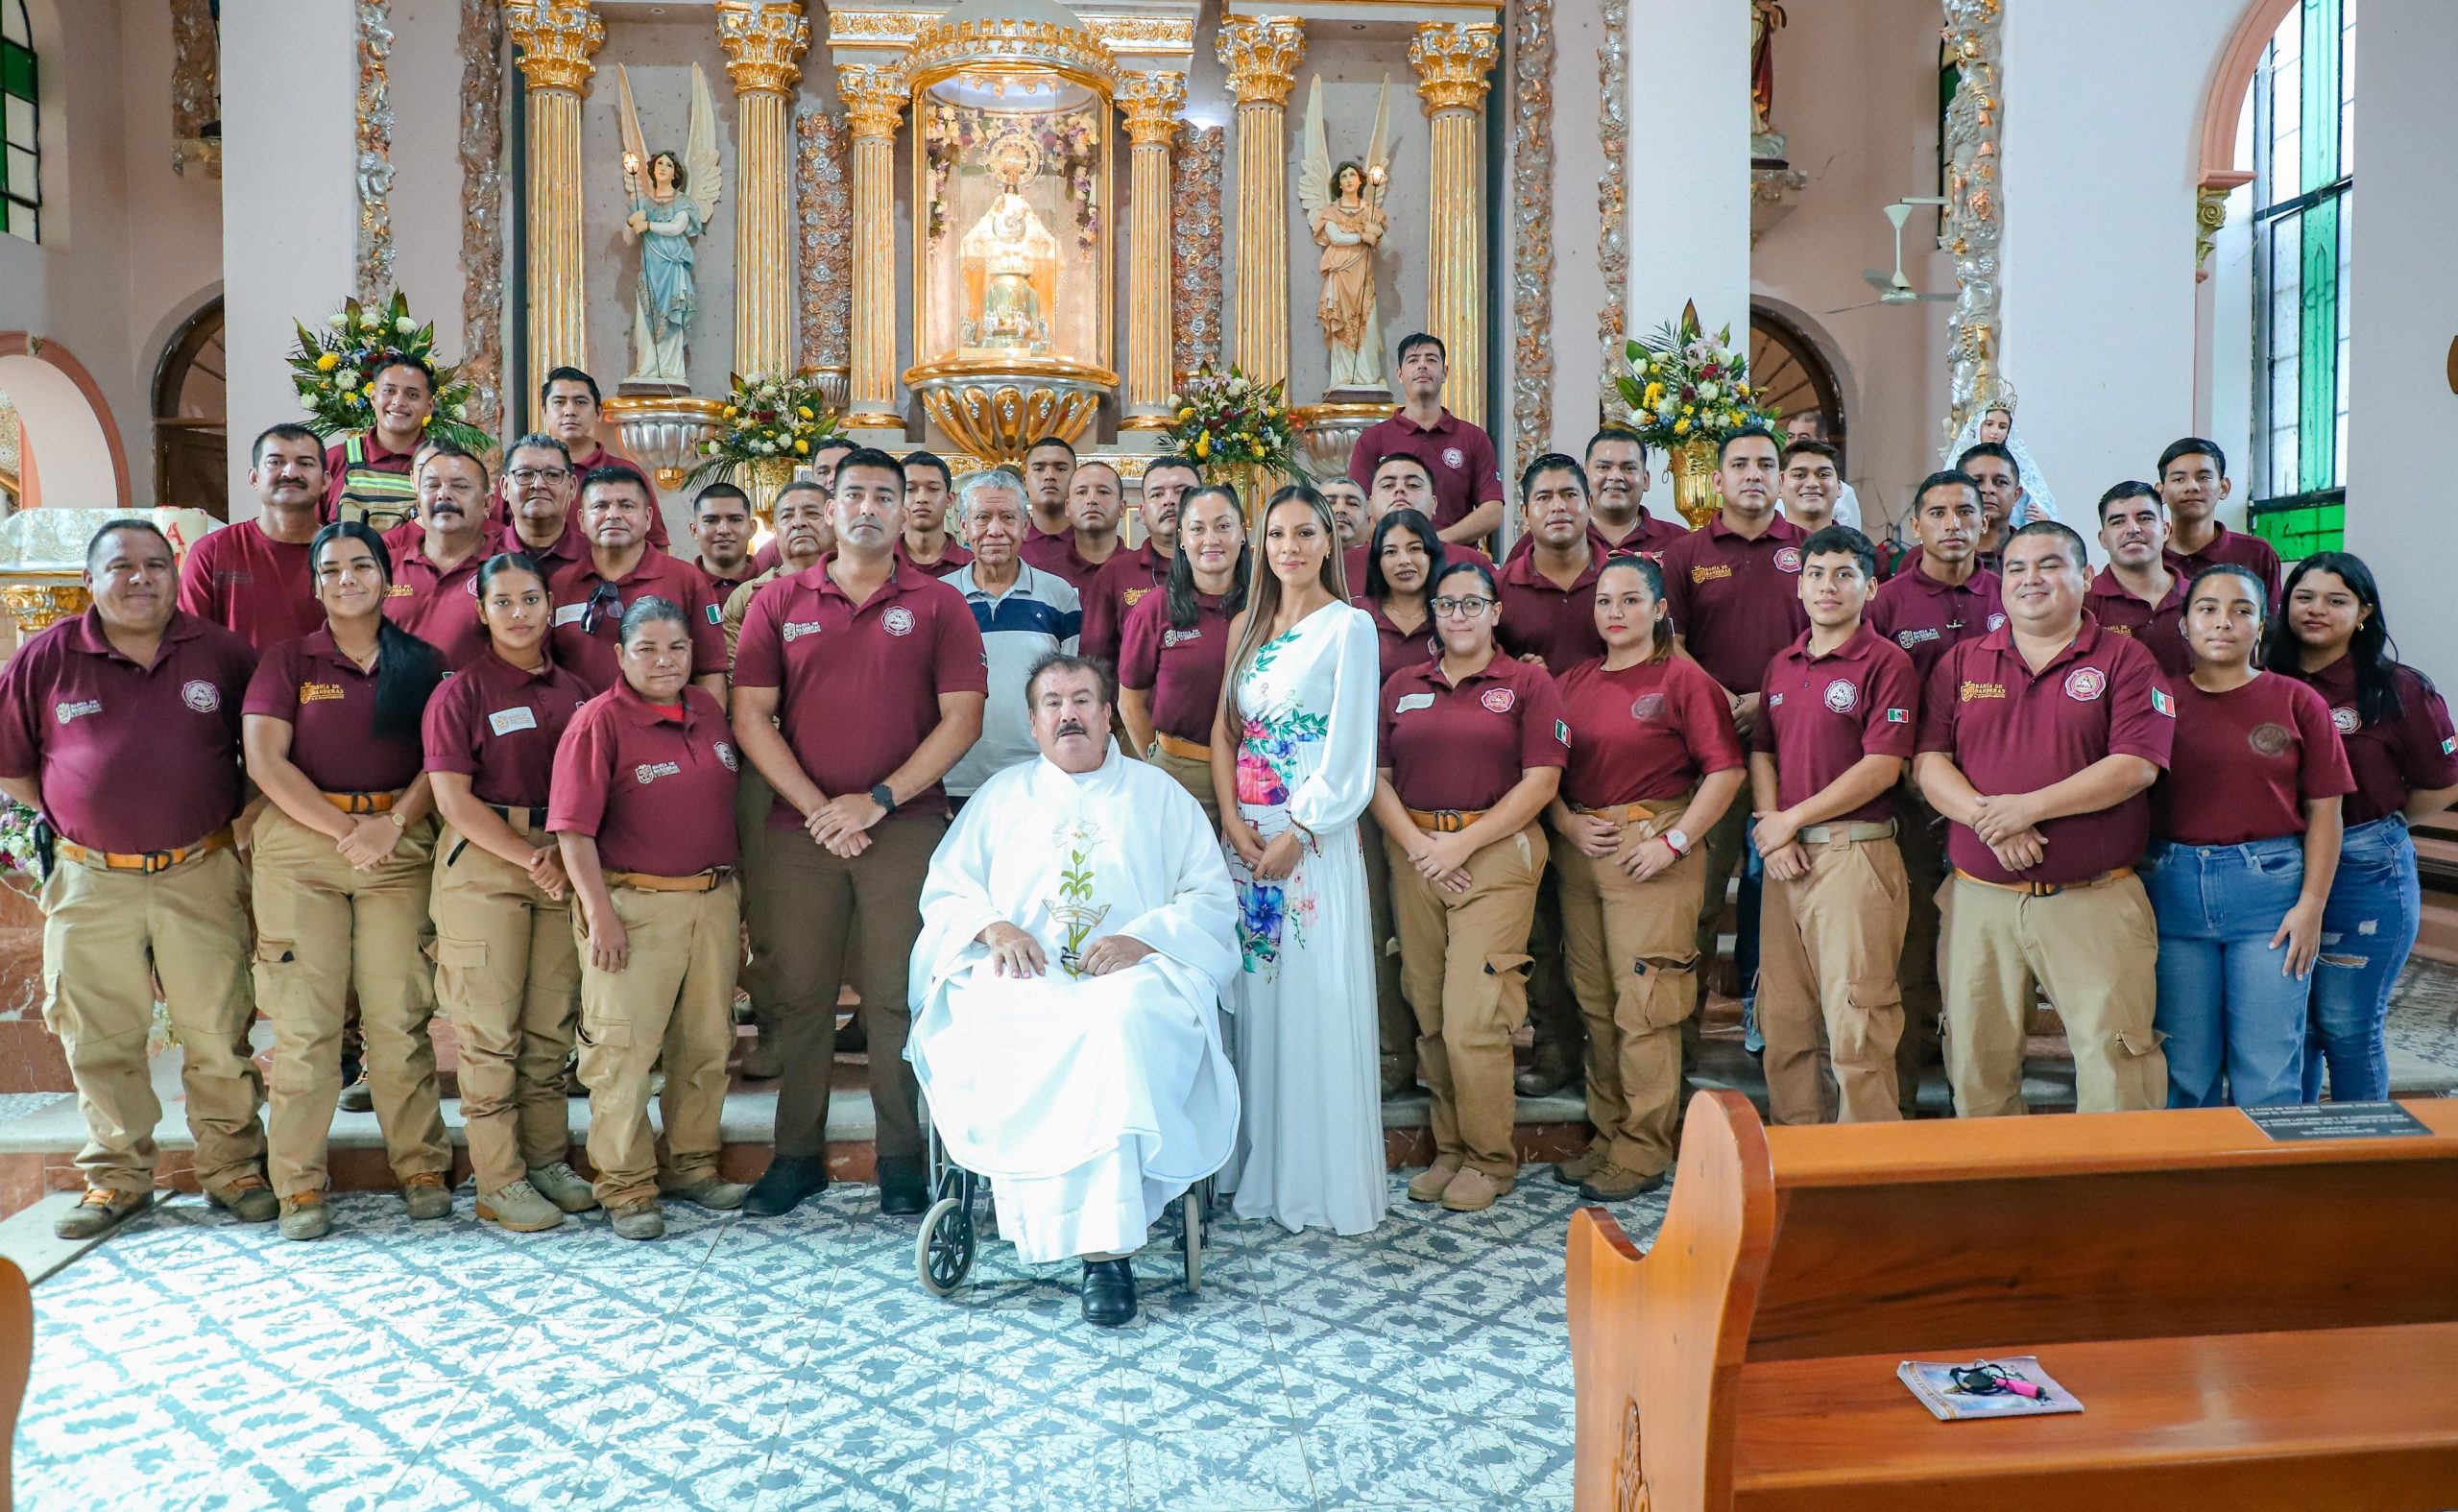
743, 1156, 829, 1217
1080, 1258, 1137, 1328
877, 1157, 928, 1216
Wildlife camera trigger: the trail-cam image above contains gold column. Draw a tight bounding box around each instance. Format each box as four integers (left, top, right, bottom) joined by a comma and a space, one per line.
1410, 22, 1499, 429
839, 62, 906, 432
716, 1, 810, 380
1217, 18, 1305, 391
1118, 71, 1187, 430
507, 0, 604, 423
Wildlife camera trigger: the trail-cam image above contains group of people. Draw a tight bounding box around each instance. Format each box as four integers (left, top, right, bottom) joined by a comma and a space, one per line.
3, 333, 2448, 1330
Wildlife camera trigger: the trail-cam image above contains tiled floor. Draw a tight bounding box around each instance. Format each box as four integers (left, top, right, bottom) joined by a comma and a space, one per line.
22, 962, 2458, 1512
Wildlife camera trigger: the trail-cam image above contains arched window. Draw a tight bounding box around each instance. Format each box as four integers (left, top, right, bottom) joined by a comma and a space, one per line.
1, 0, 36, 244
154, 298, 226, 516
2249, 0, 2354, 557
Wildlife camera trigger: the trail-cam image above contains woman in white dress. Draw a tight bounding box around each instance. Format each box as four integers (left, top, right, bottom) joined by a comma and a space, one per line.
1210, 482, 1387, 1236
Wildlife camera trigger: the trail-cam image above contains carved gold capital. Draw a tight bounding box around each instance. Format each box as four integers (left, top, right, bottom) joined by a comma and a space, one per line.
1217, 18, 1305, 108
506, 0, 604, 95
1118, 71, 1188, 145
2194, 183, 2229, 273
838, 61, 907, 139
1410, 22, 1499, 114
715, 0, 810, 96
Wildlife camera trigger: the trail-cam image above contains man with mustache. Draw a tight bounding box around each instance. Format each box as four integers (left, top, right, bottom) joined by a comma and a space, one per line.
1079, 456, 1196, 668
544, 467, 725, 696
381, 442, 504, 667
181, 424, 332, 652
731, 446, 989, 1218
323, 357, 435, 532
945, 471, 1083, 804
496, 434, 588, 573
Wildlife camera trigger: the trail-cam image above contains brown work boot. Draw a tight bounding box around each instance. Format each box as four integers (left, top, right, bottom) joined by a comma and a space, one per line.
1550, 1145, 1609, 1188
1405, 1160, 1461, 1204
1578, 1162, 1666, 1202
608, 1200, 665, 1240
475, 1179, 566, 1233
1513, 1055, 1575, 1099
401, 1171, 454, 1220
205, 1173, 279, 1224
659, 1175, 750, 1211
54, 1187, 151, 1240
336, 1072, 374, 1115
1440, 1167, 1512, 1213
525, 1161, 600, 1213
278, 1189, 332, 1241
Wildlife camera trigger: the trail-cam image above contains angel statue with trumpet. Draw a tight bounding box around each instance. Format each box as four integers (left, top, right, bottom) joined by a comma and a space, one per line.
1298, 76, 1394, 396
616, 62, 721, 389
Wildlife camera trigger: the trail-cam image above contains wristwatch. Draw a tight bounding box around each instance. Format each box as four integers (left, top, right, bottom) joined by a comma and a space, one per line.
1661, 827, 1692, 855
870, 782, 897, 814
386, 810, 408, 830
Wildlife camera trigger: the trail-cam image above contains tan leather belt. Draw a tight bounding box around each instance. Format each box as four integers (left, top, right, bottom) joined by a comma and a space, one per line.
55, 828, 233, 875
607, 869, 732, 893
1799, 820, 1898, 845
1572, 797, 1690, 825
323, 790, 398, 814
1152, 732, 1209, 762
1406, 806, 1487, 833
1954, 865, 2133, 899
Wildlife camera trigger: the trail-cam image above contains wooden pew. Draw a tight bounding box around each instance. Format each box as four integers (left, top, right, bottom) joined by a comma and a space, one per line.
1566, 1091, 2458, 1512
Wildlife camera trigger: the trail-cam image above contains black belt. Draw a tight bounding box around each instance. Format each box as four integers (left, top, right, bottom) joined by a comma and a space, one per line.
488, 803, 549, 829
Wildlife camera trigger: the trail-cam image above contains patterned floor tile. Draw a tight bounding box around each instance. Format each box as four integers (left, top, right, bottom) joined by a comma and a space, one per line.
752, 1428, 954, 1512
942, 1430, 1134, 1512
1301, 1420, 1503, 1507
1128, 1427, 1316, 1509
1463, 1420, 1577, 1502
562, 1442, 777, 1511
378, 1449, 598, 1511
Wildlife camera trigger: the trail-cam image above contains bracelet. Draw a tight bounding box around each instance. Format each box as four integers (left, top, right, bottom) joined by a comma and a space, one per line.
1289, 820, 1317, 846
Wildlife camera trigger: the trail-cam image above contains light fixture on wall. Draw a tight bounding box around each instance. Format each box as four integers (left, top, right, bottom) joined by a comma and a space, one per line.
1828, 199, 1954, 314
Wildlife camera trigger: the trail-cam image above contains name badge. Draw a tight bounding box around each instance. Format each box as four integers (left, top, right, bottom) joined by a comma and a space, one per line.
552, 603, 589, 628
487, 706, 539, 736
1394, 692, 1436, 713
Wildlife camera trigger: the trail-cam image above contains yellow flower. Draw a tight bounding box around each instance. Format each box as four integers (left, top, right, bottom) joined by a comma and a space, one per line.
1680, 403, 1695, 417
796, 406, 814, 420
1673, 417, 1692, 437
1177, 406, 1195, 422
1193, 433, 1211, 459
1642, 381, 1665, 408
794, 438, 810, 455
362, 382, 376, 396
725, 404, 740, 419
315, 352, 339, 372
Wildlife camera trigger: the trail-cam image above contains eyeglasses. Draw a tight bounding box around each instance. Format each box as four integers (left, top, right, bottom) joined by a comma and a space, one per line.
580, 581, 622, 636
506, 468, 570, 488
1430, 596, 1496, 618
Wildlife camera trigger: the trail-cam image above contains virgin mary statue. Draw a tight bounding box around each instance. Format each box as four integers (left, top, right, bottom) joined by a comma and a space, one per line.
615, 63, 722, 389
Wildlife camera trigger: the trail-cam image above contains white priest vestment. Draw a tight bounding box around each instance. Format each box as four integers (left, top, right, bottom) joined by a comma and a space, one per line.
906, 740, 1241, 1264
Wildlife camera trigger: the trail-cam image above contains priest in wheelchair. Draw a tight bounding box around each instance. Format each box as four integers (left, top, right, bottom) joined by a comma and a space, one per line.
907, 652, 1241, 1327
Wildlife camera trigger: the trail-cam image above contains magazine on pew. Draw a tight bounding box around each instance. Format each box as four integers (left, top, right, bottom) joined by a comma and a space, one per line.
1898, 1356, 2084, 1421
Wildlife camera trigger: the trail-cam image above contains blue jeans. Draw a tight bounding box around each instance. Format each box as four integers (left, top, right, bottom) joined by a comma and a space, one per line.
2142, 835, 2314, 1108
2301, 816, 2422, 1102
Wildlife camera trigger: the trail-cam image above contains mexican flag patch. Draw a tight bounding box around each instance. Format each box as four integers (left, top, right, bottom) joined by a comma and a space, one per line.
2444, 735, 2455, 755
1884, 708, 1909, 724
2151, 689, 2175, 717
706, 604, 724, 625
1554, 719, 1571, 746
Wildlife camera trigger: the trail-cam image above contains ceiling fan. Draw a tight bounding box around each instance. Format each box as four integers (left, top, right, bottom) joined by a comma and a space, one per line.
1827, 198, 1956, 314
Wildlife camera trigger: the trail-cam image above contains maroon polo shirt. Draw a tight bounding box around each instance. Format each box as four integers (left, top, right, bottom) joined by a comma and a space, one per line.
320, 431, 415, 519
1916, 619, 2176, 886
1752, 624, 1921, 822
1554, 655, 1745, 809
382, 519, 502, 669
1867, 561, 2004, 681
0, 610, 254, 852
1656, 514, 1811, 697
2296, 656, 2458, 827
1356, 597, 1441, 687
2154, 672, 2352, 846
1504, 514, 1688, 565
177, 521, 325, 653
242, 627, 429, 794
547, 682, 738, 876
422, 650, 594, 810
1118, 589, 1234, 745
2085, 569, 2192, 679
1379, 656, 1568, 813
1080, 542, 1172, 668
1018, 532, 1121, 597
2164, 522, 2282, 607
1341, 540, 1486, 599
698, 562, 758, 604
504, 518, 589, 573
564, 443, 669, 548
1495, 546, 1605, 673
896, 535, 975, 577
1344, 408, 1505, 535
732, 557, 989, 823
546, 547, 727, 694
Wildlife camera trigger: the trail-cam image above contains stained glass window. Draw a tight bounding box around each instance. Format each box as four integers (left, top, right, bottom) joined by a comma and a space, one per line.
2249, 0, 2354, 558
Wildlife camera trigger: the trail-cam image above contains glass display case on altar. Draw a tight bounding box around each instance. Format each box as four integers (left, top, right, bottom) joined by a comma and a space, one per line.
904, 33, 1117, 464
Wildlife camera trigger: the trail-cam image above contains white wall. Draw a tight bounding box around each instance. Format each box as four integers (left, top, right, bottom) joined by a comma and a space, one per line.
2344, 0, 2458, 686
1997, 0, 2246, 519
1624, 0, 1752, 373
389, 0, 474, 362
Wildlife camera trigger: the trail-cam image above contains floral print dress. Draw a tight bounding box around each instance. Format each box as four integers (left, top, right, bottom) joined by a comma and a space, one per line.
1218, 601, 1386, 1236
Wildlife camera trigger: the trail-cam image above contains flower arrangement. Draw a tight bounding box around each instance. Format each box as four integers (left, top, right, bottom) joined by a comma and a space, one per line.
286, 290, 491, 452
1161, 366, 1298, 475
0, 801, 43, 878
682, 370, 843, 490
923, 102, 1102, 253
1613, 304, 1782, 452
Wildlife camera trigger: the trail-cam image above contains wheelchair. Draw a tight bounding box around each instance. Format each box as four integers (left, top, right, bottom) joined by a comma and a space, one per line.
913, 1106, 1214, 1298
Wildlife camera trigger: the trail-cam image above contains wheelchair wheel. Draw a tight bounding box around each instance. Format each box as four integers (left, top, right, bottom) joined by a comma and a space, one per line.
1178, 1185, 1204, 1295
916, 1194, 976, 1296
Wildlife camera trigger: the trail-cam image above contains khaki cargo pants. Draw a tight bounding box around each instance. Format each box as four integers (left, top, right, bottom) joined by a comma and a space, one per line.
1386, 822, 1546, 1178
39, 845, 265, 1194
428, 818, 580, 1193
1939, 870, 2167, 1116
1145, 741, 1221, 830
1551, 802, 1704, 1178
575, 876, 740, 1208
1358, 795, 1419, 1090
253, 804, 447, 1198
1758, 829, 1910, 1125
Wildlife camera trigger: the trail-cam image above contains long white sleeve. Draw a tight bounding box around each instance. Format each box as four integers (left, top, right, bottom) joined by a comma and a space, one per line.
1286, 608, 1381, 836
